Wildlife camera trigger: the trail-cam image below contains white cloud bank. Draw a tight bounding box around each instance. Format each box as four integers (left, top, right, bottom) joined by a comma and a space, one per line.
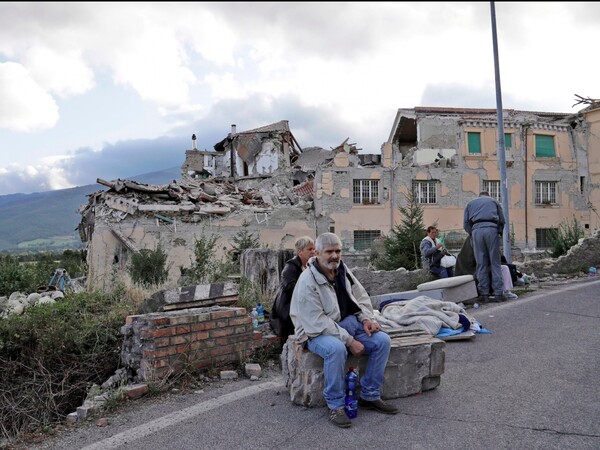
0, 2, 599, 195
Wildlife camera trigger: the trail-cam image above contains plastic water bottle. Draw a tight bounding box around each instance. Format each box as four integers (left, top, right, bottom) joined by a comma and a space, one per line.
256, 303, 265, 325
250, 308, 259, 330
344, 367, 359, 419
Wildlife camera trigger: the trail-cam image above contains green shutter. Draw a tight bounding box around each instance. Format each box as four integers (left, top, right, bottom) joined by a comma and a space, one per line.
535, 135, 555, 157
504, 133, 512, 148
468, 132, 481, 154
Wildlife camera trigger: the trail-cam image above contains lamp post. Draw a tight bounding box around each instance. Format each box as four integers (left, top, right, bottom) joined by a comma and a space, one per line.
490, 1, 511, 263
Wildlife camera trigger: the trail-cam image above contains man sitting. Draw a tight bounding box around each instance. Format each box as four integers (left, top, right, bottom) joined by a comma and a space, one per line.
420, 226, 454, 278
290, 232, 398, 428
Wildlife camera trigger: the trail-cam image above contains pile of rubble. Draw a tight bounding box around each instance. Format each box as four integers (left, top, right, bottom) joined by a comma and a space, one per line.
78, 176, 314, 241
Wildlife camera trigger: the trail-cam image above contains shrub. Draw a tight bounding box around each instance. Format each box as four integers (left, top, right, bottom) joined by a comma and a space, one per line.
0, 255, 35, 296
548, 216, 584, 257
181, 229, 221, 284
128, 246, 169, 287
0, 290, 137, 441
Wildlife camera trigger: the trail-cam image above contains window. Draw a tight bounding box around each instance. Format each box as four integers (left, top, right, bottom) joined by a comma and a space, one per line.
413, 180, 437, 204
353, 180, 379, 204
536, 228, 557, 249
353, 230, 381, 251
535, 135, 555, 158
504, 133, 512, 149
483, 180, 501, 202
535, 181, 557, 204
467, 132, 481, 154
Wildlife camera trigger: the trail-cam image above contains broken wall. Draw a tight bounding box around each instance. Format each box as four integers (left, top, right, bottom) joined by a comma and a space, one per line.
86, 205, 316, 292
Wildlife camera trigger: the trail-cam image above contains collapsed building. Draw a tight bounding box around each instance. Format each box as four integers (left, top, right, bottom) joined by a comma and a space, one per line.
79, 102, 600, 291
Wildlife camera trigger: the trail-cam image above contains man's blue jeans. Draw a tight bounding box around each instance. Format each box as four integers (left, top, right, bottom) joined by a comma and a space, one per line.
306, 315, 391, 410
430, 265, 454, 278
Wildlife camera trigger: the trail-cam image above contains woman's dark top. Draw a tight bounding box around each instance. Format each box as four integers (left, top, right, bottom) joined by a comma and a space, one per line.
270, 256, 303, 342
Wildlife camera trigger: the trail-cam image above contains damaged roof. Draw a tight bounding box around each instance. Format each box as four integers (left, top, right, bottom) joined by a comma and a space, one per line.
213, 120, 302, 156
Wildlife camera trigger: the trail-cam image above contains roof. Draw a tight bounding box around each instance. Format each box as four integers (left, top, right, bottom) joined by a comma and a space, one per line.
213, 120, 300, 153
388, 106, 572, 144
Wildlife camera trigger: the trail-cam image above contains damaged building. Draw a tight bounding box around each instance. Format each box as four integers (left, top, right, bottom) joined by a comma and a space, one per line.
79, 102, 600, 291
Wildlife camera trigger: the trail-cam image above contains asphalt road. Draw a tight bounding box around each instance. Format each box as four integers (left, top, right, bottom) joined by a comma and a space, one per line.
31, 278, 600, 450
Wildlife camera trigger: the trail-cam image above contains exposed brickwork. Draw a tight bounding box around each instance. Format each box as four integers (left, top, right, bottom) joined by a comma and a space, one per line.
121, 306, 276, 382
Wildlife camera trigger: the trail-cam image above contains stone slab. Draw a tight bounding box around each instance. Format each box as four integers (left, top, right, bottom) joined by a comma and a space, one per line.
281, 334, 445, 407
440, 280, 478, 303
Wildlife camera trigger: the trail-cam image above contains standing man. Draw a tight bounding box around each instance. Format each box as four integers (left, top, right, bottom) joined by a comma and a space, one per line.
463, 191, 507, 303
290, 232, 398, 429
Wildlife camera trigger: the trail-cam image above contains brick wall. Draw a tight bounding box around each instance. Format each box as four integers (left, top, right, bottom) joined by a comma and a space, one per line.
121, 306, 279, 382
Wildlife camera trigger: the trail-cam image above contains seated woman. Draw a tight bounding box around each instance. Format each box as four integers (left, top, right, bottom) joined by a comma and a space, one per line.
420, 226, 454, 278
269, 236, 316, 344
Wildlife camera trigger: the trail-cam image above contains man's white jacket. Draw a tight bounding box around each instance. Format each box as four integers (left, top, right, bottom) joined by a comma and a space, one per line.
289, 257, 375, 346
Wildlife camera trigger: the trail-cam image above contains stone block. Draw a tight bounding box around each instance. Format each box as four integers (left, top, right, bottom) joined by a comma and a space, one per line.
77, 405, 94, 421
440, 281, 478, 303
220, 370, 239, 380
282, 333, 445, 407
125, 383, 149, 399
245, 363, 262, 378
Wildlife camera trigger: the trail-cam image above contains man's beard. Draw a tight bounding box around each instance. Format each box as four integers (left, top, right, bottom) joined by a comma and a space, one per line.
322, 259, 340, 270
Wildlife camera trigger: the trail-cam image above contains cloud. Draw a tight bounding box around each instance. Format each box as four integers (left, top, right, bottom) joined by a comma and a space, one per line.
0, 62, 59, 132
24, 46, 95, 97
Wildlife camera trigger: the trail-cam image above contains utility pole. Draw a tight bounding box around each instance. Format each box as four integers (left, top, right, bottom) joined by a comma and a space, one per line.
490, 1, 511, 263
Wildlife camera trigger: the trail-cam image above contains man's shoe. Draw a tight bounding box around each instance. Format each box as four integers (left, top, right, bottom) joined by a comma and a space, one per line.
490, 293, 507, 303
328, 407, 352, 428
358, 398, 399, 415
478, 294, 490, 303
504, 291, 518, 300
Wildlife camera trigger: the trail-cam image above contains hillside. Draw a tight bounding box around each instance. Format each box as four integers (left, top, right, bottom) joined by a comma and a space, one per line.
0, 167, 181, 252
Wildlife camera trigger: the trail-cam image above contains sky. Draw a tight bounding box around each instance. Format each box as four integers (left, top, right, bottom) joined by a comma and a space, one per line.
0, 2, 599, 196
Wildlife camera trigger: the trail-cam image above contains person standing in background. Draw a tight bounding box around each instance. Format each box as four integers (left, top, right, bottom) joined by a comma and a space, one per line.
463, 191, 506, 303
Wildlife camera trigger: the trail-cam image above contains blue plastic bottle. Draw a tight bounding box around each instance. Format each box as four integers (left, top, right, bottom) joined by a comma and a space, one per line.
256, 303, 265, 325
344, 367, 359, 419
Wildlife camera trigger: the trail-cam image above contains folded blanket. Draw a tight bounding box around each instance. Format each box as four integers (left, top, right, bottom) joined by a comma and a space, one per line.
379, 295, 467, 335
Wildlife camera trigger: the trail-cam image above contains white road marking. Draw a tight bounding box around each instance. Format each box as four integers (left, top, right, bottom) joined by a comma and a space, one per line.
81, 377, 283, 450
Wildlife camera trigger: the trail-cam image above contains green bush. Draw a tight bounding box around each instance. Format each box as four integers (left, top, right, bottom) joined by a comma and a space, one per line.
548, 216, 584, 257
181, 230, 221, 285
181, 227, 239, 285
128, 246, 169, 287
0, 290, 136, 441
0, 255, 36, 296
60, 249, 88, 278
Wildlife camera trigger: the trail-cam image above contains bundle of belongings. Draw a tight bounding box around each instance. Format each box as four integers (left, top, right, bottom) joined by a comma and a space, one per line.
373, 295, 490, 340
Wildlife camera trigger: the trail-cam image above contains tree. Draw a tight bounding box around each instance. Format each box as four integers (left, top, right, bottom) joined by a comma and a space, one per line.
128, 246, 169, 287
230, 219, 260, 263
371, 191, 427, 270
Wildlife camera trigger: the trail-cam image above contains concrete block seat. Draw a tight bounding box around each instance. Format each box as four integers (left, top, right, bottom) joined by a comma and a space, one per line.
281, 332, 445, 407
417, 275, 477, 303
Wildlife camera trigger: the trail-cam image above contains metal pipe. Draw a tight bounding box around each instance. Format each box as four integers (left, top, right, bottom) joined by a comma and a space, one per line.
490, 1, 511, 262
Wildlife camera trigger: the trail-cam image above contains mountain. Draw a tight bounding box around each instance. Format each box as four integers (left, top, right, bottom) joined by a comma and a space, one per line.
0, 166, 181, 253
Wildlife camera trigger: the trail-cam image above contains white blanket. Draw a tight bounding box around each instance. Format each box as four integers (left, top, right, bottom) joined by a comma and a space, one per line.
377, 295, 467, 335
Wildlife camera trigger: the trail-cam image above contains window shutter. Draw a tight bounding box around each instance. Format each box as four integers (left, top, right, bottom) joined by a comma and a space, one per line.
535, 135, 555, 157
468, 132, 481, 154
